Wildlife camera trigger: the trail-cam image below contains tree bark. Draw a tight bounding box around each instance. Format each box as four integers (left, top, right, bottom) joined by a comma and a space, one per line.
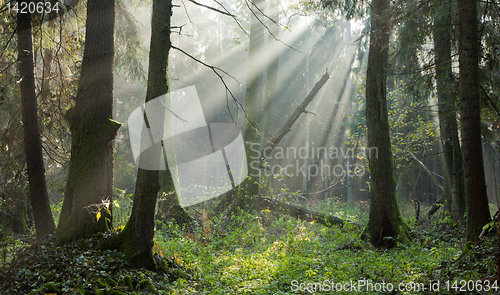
451, 118, 466, 221
361, 0, 410, 247
56, 0, 120, 243
17, 2, 56, 238
458, 0, 491, 241
434, 1, 454, 216
114, 0, 173, 270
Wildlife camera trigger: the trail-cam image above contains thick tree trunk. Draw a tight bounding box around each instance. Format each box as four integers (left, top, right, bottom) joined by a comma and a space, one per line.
361, 0, 410, 247
458, 0, 491, 241
114, 0, 173, 270
17, 3, 56, 238
56, 0, 120, 243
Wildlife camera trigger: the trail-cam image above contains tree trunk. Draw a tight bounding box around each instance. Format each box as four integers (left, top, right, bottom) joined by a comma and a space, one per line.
434, 1, 454, 215
56, 0, 120, 243
361, 0, 410, 247
451, 118, 466, 221
40, 20, 54, 105
261, 0, 279, 147
234, 0, 266, 209
458, 0, 491, 241
17, 3, 56, 238
114, 0, 173, 270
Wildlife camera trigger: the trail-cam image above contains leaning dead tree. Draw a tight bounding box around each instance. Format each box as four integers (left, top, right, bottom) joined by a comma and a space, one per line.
261, 71, 330, 159
408, 152, 446, 220
213, 72, 344, 227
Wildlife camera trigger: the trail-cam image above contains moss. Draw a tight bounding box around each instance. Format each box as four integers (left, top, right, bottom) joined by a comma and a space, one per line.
40, 281, 61, 293
122, 275, 134, 289
138, 279, 157, 294
96, 278, 109, 289
56, 110, 122, 244
107, 277, 118, 287
108, 290, 127, 295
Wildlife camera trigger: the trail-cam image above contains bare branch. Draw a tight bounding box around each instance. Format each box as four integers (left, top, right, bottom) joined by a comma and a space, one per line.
246, 0, 288, 30
212, 0, 248, 36
187, 0, 236, 17
171, 45, 259, 129
480, 85, 500, 118
245, 0, 300, 52
180, 0, 201, 30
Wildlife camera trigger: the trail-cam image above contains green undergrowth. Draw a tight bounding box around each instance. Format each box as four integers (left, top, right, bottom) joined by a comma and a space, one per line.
0, 232, 189, 294
0, 201, 498, 294
153, 202, 498, 294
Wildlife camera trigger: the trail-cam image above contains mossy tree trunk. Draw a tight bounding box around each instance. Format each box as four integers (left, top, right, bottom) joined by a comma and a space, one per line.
56, 0, 120, 243
17, 3, 56, 238
114, 0, 173, 270
361, 0, 410, 247
458, 0, 491, 241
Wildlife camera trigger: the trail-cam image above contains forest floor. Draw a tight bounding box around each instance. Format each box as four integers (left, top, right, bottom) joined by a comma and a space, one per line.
0, 199, 498, 294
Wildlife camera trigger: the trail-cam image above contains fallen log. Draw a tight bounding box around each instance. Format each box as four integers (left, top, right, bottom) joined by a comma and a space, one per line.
254, 195, 345, 227
426, 195, 444, 219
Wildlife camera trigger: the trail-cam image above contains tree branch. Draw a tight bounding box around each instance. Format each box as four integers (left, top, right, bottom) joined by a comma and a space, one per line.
187, 0, 236, 17
212, 0, 248, 36
171, 45, 258, 129
244, 0, 299, 52
260, 71, 330, 159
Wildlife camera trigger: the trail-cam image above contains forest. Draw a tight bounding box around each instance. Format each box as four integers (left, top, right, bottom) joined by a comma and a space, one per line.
0, 0, 499, 294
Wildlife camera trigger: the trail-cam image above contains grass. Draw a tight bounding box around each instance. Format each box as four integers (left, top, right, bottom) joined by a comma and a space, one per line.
0, 196, 498, 294
153, 200, 498, 294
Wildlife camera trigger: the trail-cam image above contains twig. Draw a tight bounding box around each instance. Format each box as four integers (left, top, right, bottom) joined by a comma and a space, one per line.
480, 85, 500, 118
187, 0, 236, 17
245, 0, 299, 52
171, 45, 259, 129
408, 151, 444, 191
212, 0, 248, 36
245, 0, 290, 31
